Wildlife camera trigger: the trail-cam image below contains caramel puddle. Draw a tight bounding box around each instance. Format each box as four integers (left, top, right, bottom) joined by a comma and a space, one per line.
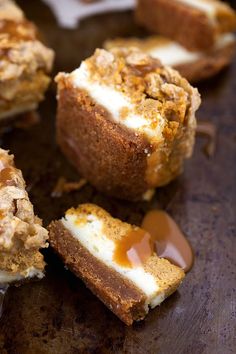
142, 210, 194, 272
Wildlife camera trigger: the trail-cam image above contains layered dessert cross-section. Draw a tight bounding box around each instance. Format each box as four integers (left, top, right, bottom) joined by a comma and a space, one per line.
135, 0, 236, 51
0, 148, 48, 285
56, 47, 201, 201
0, 0, 54, 121
49, 204, 185, 325
104, 34, 235, 83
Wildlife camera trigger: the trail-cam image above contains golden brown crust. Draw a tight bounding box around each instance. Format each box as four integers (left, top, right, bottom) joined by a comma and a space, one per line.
135, 0, 236, 51
57, 81, 150, 201
48, 220, 147, 326
66, 204, 132, 243
144, 256, 185, 298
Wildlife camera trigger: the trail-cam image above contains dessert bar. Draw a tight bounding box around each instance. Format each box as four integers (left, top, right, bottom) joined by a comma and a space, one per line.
0, 148, 48, 285
56, 48, 200, 200
49, 204, 185, 325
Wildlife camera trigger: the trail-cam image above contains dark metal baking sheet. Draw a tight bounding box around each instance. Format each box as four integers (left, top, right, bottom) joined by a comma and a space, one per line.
0, 1, 235, 353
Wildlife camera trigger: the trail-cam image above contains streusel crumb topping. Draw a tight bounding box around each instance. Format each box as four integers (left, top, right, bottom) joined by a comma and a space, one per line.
0, 0, 54, 82
85, 48, 198, 140
0, 148, 48, 273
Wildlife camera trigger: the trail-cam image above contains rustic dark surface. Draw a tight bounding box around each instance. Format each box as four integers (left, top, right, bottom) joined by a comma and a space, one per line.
0, 1, 236, 353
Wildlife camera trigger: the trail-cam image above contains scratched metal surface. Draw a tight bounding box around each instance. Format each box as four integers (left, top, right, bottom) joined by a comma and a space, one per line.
0, 1, 236, 353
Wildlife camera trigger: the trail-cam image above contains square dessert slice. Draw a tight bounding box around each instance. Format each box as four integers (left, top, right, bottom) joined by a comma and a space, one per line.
56, 47, 200, 201
135, 0, 236, 51
104, 34, 235, 83
0, 148, 48, 285
0, 0, 54, 121
49, 204, 185, 325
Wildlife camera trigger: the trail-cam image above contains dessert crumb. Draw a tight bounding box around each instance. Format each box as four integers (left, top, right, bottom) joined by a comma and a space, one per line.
196, 121, 217, 158
51, 177, 87, 197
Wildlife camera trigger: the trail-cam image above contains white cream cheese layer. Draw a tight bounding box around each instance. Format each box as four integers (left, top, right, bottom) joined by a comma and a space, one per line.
62, 212, 166, 309
149, 33, 235, 66
149, 42, 200, 66
0, 267, 44, 284
69, 62, 165, 142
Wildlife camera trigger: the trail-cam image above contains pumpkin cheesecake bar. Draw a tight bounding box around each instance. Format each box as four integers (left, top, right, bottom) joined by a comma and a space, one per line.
49, 204, 185, 325
104, 34, 235, 83
0, 148, 48, 285
135, 0, 236, 51
0, 0, 54, 121
56, 48, 200, 201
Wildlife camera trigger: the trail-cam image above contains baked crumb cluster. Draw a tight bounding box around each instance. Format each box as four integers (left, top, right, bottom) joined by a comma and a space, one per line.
85, 48, 198, 142
0, 149, 48, 274
0, 11, 53, 82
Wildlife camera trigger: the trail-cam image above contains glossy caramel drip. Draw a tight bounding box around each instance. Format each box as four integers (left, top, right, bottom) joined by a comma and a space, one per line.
113, 227, 154, 268
142, 210, 194, 272
0, 167, 13, 185
0, 210, 5, 219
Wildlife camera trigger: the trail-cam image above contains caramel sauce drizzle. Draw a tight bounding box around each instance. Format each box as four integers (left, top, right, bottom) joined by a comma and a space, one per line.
113, 210, 194, 272
113, 228, 154, 268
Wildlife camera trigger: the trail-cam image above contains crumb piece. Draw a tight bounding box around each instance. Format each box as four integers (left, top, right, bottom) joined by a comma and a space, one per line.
196, 121, 217, 157
51, 177, 87, 198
